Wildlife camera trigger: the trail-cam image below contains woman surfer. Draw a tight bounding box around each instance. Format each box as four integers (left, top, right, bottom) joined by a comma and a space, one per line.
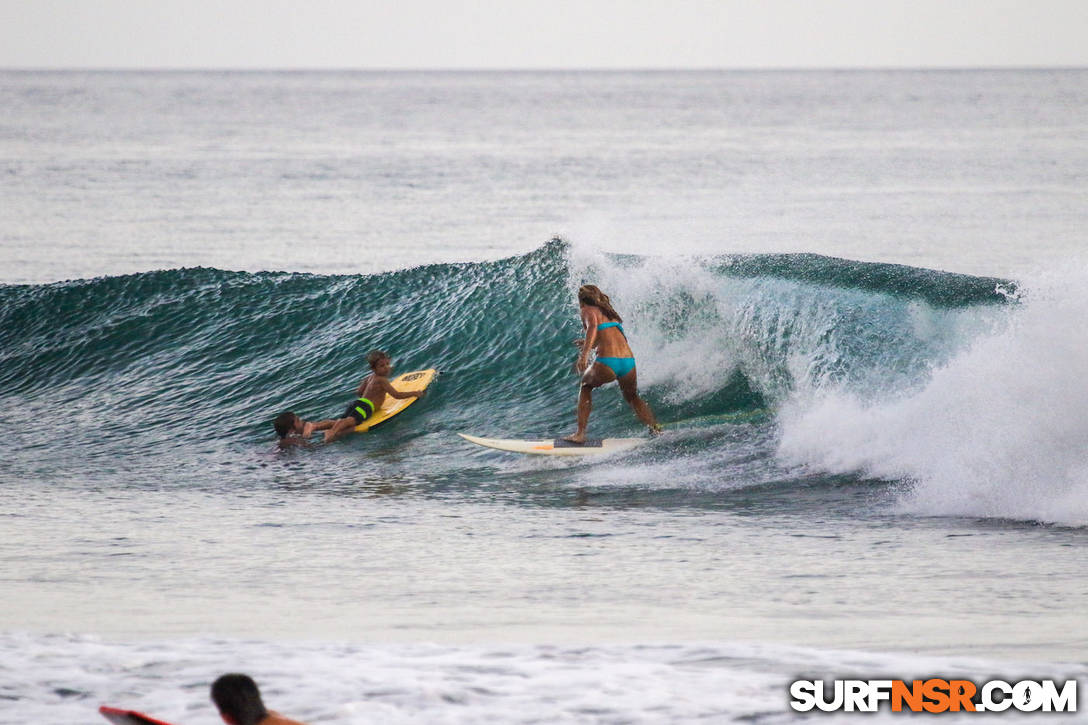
564, 285, 661, 443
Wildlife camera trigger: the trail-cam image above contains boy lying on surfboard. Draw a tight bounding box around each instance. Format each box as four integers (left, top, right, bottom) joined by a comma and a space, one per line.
272, 350, 423, 447
323, 350, 424, 443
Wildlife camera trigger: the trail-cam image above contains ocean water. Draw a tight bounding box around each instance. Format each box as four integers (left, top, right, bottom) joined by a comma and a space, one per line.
2, 70, 1087, 723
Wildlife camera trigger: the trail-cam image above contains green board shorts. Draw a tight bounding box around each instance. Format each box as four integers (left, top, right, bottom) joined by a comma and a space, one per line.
344, 397, 375, 424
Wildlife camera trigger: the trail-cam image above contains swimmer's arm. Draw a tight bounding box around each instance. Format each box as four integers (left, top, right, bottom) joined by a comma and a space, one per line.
381, 377, 424, 399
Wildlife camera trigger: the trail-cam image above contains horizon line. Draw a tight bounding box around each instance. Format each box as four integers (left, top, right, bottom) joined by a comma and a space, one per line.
2, 64, 1086, 73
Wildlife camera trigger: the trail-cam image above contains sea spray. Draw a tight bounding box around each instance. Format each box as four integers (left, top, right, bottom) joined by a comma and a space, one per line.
778, 262, 1088, 525
565, 240, 1008, 409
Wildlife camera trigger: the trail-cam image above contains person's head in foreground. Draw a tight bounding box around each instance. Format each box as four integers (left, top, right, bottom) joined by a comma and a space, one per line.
211, 674, 269, 725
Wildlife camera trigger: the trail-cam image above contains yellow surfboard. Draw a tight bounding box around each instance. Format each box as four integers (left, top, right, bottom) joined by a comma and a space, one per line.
353, 369, 437, 432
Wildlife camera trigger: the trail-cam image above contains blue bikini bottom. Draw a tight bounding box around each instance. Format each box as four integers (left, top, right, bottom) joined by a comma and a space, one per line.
596, 356, 636, 378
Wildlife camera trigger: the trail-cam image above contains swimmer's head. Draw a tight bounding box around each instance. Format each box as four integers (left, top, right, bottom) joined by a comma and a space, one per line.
211, 673, 268, 725
273, 411, 298, 438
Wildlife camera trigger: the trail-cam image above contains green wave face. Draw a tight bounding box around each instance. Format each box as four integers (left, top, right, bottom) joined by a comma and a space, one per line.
1, 241, 1013, 460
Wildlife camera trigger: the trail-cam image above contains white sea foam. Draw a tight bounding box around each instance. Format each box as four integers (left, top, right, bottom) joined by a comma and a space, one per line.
4, 632, 1082, 725
778, 263, 1088, 526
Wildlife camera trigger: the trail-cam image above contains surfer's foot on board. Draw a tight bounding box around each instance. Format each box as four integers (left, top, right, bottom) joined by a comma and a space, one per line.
562, 433, 587, 444
649, 424, 663, 436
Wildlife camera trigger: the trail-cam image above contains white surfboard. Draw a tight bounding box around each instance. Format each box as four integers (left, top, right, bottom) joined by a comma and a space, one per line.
458, 432, 646, 456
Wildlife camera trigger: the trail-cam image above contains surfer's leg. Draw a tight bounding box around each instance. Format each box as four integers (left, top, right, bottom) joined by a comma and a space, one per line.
304, 419, 336, 438
324, 398, 372, 443
564, 364, 614, 443
617, 368, 661, 434
563, 385, 593, 444
323, 416, 357, 443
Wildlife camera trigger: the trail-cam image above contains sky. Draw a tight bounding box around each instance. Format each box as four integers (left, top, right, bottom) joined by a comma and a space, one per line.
1, 0, 1086, 70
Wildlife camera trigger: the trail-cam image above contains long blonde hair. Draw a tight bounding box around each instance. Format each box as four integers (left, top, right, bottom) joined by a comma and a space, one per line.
577, 284, 622, 322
